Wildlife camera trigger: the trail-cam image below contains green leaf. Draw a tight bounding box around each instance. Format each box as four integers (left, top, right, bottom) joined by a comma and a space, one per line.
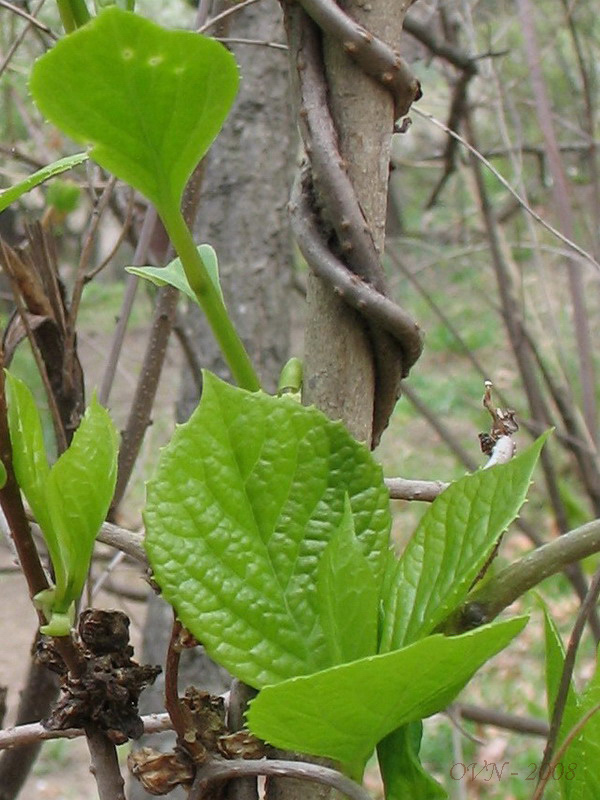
565, 655, 600, 799
144, 371, 391, 688
0, 460, 6, 489
30, 8, 239, 212
543, 606, 581, 738
44, 394, 119, 609
543, 607, 600, 799
378, 724, 447, 800
126, 245, 224, 304
381, 433, 549, 651
0, 152, 88, 213
316, 496, 378, 664
246, 616, 527, 773
5, 373, 58, 574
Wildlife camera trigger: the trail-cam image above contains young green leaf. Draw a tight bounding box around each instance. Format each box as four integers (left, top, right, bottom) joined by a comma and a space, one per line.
126, 245, 224, 305
246, 616, 527, 774
316, 496, 379, 664
144, 371, 391, 688
29, 8, 239, 214
5, 373, 58, 567
44, 394, 119, 611
380, 433, 549, 651
0, 152, 88, 213
377, 724, 447, 800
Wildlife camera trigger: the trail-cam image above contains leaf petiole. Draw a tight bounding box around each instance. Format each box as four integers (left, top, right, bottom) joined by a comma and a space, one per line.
160, 204, 261, 392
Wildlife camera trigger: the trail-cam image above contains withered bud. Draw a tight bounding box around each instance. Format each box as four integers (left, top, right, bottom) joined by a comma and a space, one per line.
218, 730, 266, 760
128, 747, 194, 796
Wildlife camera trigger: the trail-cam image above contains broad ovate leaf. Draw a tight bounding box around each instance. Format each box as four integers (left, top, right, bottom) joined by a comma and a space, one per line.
144, 371, 390, 688
44, 394, 119, 610
316, 496, 378, 664
127, 245, 224, 304
30, 8, 239, 212
246, 617, 527, 774
381, 433, 548, 651
0, 152, 88, 213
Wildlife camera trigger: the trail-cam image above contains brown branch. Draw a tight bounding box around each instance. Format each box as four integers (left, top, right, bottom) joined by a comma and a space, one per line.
298, 0, 420, 117
0, 0, 57, 38
290, 173, 423, 369
98, 205, 158, 406
85, 727, 126, 800
456, 703, 549, 738
0, 713, 171, 751
402, 15, 476, 73
190, 758, 372, 800
385, 476, 448, 502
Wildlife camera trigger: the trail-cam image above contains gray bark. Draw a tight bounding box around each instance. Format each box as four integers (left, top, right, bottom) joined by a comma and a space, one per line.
130, 3, 294, 798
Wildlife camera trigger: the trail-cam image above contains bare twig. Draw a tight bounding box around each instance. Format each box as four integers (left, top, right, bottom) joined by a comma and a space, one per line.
385, 476, 448, 501
456, 703, 549, 738
85, 186, 136, 281
214, 36, 287, 50
0, 0, 57, 38
0, 713, 171, 751
0, 0, 48, 80
517, 0, 597, 442
98, 204, 158, 406
198, 0, 262, 33
85, 727, 126, 800
412, 108, 600, 272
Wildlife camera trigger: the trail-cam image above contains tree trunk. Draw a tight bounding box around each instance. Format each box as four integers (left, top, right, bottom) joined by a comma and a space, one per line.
303, 0, 412, 443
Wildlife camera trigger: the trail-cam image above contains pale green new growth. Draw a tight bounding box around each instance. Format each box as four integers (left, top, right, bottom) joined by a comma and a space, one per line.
247, 617, 528, 777
0, 152, 88, 213
6, 374, 119, 635
30, 8, 259, 391
144, 371, 391, 688
127, 245, 225, 305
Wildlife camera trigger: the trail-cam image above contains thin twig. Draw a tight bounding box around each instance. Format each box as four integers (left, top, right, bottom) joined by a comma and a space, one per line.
65, 177, 117, 382
198, 0, 262, 33
85, 186, 136, 281
0, 0, 56, 38
0, 0, 47, 80
412, 107, 600, 272
98, 205, 158, 406
214, 36, 287, 50
385, 476, 448, 501
0, 713, 171, 751
456, 703, 549, 738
